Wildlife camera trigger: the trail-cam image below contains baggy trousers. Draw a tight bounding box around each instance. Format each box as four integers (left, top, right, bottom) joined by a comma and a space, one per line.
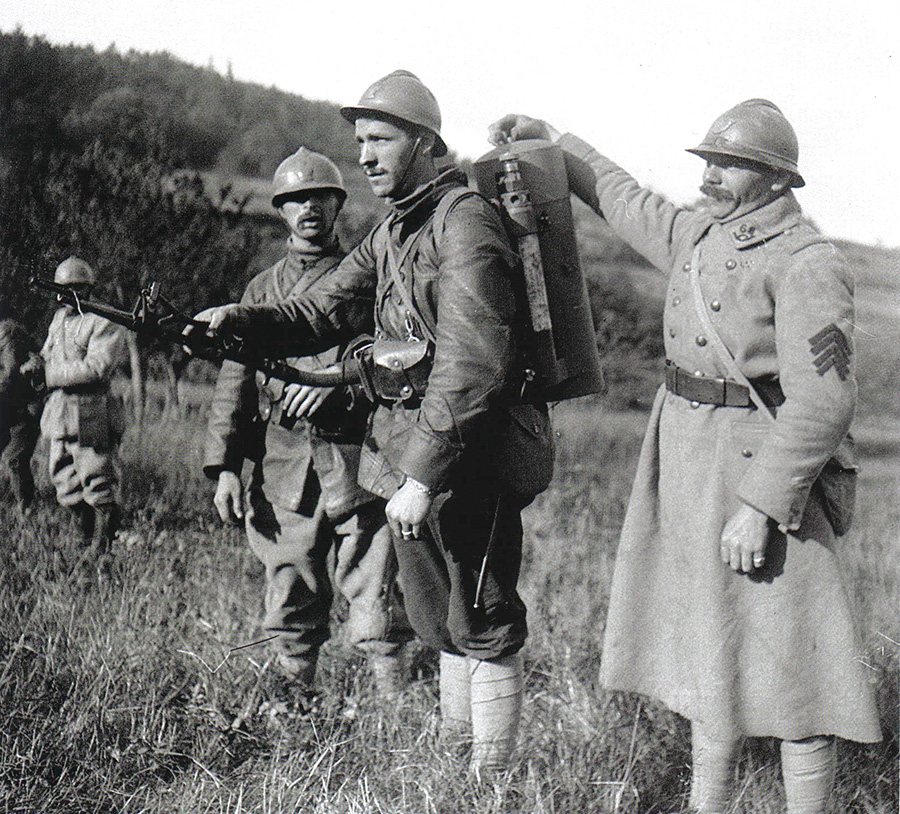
48, 434, 117, 508
245, 491, 407, 659
392, 479, 528, 660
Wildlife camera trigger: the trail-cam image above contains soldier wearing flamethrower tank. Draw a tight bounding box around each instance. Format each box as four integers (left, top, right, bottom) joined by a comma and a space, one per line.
203, 146, 410, 699
196, 71, 554, 777
490, 103, 881, 813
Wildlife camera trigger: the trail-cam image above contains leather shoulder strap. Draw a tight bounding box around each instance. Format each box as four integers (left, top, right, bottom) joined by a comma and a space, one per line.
688, 243, 775, 422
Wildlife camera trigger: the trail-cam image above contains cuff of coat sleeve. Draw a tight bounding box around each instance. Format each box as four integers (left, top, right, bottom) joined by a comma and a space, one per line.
737, 470, 812, 531
398, 425, 461, 492
201, 450, 243, 482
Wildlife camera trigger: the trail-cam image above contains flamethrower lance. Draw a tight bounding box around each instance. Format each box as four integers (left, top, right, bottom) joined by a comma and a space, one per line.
29, 277, 363, 388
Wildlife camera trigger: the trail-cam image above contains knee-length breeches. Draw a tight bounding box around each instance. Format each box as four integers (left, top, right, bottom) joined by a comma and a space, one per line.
392, 479, 528, 660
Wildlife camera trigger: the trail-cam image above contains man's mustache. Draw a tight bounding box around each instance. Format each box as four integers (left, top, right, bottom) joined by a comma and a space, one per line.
700, 184, 734, 202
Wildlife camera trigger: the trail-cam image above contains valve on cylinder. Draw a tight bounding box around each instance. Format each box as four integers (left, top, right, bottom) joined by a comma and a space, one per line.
474, 139, 603, 401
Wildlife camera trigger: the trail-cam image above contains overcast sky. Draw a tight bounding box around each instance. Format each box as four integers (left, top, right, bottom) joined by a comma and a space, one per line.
2, 0, 897, 246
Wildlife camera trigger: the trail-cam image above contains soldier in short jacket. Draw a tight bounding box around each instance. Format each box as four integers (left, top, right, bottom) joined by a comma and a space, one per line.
203, 148, 409, 696
39, 257, 125, 566
491, 102, 880, 813
197, 71, 554, 777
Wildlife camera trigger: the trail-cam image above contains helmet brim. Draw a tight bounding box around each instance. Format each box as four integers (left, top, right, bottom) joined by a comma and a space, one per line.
687, 147, 805, 188
272, 186, 347, 209
341, 105, 448, 157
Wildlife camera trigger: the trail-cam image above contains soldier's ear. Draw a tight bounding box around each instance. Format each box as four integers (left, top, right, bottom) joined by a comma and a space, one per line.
418, 130, 436, 157
770, 171, 791, 194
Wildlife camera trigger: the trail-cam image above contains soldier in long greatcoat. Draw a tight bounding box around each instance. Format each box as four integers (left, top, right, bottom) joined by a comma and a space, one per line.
491, 102, 881, 813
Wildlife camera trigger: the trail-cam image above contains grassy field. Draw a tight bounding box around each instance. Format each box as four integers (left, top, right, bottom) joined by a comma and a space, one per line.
1, 243, 897, 813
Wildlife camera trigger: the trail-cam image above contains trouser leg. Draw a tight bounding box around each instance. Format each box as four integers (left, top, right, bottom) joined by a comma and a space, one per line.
689, 724, 742, 813
469, 652, 524, 777
3, 420, 38, 511
48, 436, 83, 508
780, 736, 836, 814
333, 500, 412, 696
246, 492, 333, 685
392, 484, 528, 659
71, 440, 117, 508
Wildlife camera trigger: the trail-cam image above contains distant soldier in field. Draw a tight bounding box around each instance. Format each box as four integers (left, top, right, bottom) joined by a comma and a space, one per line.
196, 71, 553, 778
38, 256, 125, 568
491, 103, 881, 813
203, 147, 409, 701
0, 292, 42, 516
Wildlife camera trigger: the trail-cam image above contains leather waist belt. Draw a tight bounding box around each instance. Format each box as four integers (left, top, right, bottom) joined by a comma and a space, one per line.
665, 361, 751, 407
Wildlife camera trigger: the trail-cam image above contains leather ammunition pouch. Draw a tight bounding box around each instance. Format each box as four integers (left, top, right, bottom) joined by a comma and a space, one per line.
816, 437, 858, 537
492, 402, 554, 496
256, 371, 367, 443
355, 338, 433, 404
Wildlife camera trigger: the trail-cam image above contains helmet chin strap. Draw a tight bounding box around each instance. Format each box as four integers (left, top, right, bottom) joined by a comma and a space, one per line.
391, 135, 425, 200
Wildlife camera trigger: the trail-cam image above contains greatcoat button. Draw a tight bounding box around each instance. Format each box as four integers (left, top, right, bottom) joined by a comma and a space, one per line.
725, 259, 737, 270
696, 335, 708, 347
690, 401, 700, 409
672, 296, 681, 306
683, 262, 691, 272
694, 370, 703, 377
741, 449, 753, 458
710, 300, 721, 311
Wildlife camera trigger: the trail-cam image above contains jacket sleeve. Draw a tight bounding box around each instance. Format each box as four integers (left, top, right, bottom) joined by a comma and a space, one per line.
227, 238, 377, 355
202, 278, 264, 479
557, 133, 698, 274
44, 315, 123, 389
736, 242, 856, 528
399, 196, 519, 488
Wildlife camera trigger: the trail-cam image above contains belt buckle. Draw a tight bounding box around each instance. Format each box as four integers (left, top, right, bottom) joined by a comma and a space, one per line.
714, 376, 727, 405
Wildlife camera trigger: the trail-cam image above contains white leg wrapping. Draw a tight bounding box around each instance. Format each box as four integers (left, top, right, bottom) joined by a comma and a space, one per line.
439, 651, 471, 739
780, 736, 836, 814
469, 652, 523, 776
689, 725, 741, 813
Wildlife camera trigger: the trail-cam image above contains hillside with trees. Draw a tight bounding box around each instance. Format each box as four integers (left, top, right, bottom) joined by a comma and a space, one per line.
0, 29, 667, 412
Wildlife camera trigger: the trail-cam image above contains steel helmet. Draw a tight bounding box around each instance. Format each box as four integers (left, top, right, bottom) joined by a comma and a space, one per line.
271, 147, 346, 207
687, 99, 804, 188
340, 70, 447, 157
54, 256, 96, 286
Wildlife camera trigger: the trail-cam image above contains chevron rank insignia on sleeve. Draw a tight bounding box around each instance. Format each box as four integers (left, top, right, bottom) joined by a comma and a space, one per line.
808, 323, 851, 381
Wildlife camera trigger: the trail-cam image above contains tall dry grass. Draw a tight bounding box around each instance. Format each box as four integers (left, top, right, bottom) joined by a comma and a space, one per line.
1, 390, 896, 813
